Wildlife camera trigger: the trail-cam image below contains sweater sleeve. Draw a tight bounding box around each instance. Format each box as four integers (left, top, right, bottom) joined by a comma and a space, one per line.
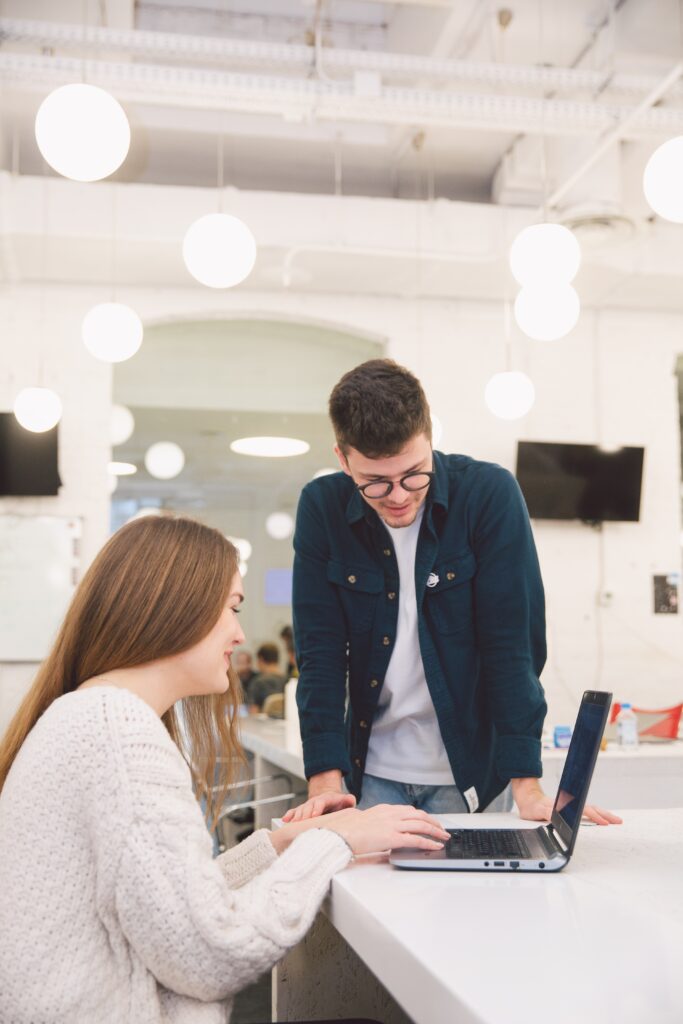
114, 740, 351, 1003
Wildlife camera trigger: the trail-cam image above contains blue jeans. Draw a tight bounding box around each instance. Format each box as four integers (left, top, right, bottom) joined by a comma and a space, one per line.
356, 773, 513, 814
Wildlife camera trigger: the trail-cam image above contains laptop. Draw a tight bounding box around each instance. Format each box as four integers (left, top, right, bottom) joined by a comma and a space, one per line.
390, 690, 612, 873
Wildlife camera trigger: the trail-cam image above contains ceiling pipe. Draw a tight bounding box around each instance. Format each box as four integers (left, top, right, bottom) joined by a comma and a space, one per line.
2, 16, 683, 99
546, 61, 683, 210
280, 237, 504, 289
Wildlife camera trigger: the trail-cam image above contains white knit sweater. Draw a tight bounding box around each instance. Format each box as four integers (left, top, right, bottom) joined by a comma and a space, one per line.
0, 687, 352, 1023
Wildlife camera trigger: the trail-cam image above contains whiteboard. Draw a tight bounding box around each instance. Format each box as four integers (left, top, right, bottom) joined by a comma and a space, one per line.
0, 515, 82, 661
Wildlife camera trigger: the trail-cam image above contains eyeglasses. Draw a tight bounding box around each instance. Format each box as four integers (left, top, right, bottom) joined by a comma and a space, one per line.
356, 471, 434, 500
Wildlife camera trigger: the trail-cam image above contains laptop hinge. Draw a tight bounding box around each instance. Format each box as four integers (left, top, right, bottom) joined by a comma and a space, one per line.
545, 824, 569, 856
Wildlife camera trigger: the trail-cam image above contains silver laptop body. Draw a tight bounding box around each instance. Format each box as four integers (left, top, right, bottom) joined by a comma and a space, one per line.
390, 690, 611, 873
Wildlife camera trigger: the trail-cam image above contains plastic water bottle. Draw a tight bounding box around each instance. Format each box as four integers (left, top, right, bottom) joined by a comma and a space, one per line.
616, 703, 639, 748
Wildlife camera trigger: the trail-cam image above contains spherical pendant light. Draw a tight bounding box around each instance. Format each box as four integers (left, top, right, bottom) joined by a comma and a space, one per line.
13, 387, 63, 432
82, 303, 143, 363
35, 83, 130, 182
266, 512, 294, 540
110, 404, 135, 446
643, 136, 683, 223
509, 223, 581, 287
484, 372, 535, 420
514, 284, 580, 342
227, 536, 253, 562
144, 442, 185, 480
182, 213, 257, 288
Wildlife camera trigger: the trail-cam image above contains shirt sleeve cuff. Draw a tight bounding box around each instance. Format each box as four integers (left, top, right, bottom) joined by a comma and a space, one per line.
302, 731, 351, 779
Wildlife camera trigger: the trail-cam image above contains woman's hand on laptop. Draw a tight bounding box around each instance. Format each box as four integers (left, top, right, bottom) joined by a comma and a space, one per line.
512, 778, 623, 825
322, 804, 451, 855
274, 804, 451, 857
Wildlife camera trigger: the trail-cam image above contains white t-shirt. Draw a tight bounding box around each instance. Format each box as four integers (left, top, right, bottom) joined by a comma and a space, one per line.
364, 506, 455, 785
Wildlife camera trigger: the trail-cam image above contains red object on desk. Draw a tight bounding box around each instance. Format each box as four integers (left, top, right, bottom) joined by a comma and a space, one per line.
609, 703, 682, 740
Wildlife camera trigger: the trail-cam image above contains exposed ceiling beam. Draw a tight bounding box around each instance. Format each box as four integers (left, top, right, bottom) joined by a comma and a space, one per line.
3, 51, 683, 141
2, 17, 682, 98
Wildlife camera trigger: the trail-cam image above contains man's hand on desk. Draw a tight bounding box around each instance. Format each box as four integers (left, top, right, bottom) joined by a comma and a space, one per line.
282, 768, 356, 822
511, 777, 623, 825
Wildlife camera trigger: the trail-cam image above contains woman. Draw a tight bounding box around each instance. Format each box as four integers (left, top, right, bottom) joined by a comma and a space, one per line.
0, 515, 449, 1023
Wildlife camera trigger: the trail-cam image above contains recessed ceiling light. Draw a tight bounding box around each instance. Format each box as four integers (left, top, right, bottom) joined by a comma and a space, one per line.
230, 436, 310, 457
108, 461, 137, 476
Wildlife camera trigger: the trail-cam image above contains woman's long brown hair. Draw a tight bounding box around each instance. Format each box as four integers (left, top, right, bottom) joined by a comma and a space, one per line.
0, 515, 245, 827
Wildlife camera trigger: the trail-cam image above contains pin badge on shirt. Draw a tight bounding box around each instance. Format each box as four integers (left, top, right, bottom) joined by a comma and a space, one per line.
427, 573, 439, 588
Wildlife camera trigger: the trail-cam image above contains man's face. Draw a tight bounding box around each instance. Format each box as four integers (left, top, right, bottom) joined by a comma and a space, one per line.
336, 432, 433, 529
234, 651, 252, 680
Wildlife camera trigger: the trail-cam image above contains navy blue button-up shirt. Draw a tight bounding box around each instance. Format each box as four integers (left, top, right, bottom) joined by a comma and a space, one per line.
292, 450, 547, 811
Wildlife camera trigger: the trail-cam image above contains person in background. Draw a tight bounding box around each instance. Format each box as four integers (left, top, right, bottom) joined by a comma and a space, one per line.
280, 624, 298, 678
247, 641, 287, 714
0, 515, 449, 1023
233, 649, 257, 704
285, 358, 621, 829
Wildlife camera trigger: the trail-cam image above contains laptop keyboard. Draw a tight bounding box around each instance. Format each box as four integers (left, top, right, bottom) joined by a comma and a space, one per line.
446, 829, 532, 859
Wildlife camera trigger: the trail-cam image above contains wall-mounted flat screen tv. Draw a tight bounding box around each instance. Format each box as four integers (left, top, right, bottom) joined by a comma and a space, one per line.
515, 441, 644, 522
0, 412, 61, 496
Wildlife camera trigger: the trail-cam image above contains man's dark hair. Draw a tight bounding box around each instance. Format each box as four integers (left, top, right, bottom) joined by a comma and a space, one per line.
329, 358, 432, 458
256, 642, 280, 665
279, 625, 294, 654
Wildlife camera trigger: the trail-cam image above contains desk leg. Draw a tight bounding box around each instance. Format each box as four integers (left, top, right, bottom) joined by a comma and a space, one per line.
273, 908, 414, 1024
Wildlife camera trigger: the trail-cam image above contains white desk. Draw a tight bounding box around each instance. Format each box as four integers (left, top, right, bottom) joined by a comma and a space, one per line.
275, 809, 683, 1024
239, 716, 683, 814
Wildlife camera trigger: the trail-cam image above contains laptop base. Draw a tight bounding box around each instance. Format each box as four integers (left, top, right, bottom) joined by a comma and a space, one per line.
390, 825, 568, 872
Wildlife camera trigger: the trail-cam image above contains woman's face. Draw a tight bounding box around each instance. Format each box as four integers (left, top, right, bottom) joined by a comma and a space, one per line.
174, 571, 246, 697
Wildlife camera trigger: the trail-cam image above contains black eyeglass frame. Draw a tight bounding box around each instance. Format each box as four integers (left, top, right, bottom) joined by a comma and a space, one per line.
355, 470, 435, 499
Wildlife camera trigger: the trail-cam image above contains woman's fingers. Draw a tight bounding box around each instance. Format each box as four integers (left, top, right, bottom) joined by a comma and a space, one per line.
395, 818, 450, 839
391, 832, 446, 850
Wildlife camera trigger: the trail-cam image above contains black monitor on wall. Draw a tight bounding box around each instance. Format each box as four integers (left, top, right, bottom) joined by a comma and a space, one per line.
0, 412, 61, 496
515, 441, 644, 523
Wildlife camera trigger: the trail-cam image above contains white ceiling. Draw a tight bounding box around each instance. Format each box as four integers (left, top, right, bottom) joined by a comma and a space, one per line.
3, 0, 683, 203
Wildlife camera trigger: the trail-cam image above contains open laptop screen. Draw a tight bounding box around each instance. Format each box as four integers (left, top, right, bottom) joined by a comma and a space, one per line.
551, 691, 611, 853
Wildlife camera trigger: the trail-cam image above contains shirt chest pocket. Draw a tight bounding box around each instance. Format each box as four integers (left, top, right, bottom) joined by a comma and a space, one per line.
327, 560, 383, 633
424, 549, 477, 635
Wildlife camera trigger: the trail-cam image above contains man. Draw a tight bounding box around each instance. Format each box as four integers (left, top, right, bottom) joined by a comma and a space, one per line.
233, 649, 257, 706
279, 625, 298, 678
248, 642, 286, 714
284, 359, 619, 827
